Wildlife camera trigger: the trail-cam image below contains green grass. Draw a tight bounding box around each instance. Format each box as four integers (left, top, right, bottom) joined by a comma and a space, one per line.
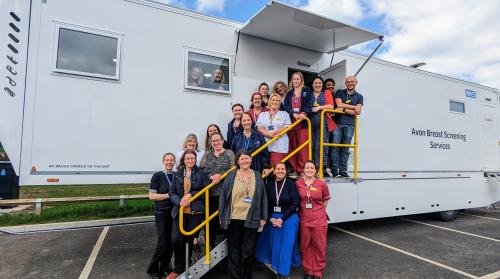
19, 183, 149, 198
0, 184, 155, 227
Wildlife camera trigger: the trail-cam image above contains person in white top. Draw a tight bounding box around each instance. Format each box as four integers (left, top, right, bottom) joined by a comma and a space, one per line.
256, 93, 291, 167
176, 133, 204, 169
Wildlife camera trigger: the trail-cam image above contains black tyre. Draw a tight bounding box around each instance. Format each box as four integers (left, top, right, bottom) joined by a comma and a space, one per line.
434, 210, 459, 221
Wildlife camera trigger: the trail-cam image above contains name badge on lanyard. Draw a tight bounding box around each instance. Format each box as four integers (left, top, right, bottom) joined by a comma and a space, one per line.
243, 197, 253, 203
305, 178, 314, 209
274, 179, 285, 213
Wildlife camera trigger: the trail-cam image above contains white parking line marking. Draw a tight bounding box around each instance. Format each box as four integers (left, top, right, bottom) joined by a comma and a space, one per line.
462, 213, 500, 222
399, 218, 500, 243
479, 270, 500, 279
332, 226, 478, 279
79, 226, 110, 279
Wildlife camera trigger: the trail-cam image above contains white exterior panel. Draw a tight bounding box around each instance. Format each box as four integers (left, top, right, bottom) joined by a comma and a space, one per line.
10, 0, 500, 223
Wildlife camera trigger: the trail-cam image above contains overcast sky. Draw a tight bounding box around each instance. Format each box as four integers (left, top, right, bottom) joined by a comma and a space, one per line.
163, 0, 500, 89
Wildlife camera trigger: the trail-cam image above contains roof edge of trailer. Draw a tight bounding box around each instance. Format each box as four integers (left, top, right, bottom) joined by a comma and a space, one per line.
240, 1, 382, 53
341, 50, 500, 93
126, 0, 243, 28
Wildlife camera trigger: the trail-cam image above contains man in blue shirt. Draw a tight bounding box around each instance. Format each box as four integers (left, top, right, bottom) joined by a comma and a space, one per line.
330, 76, 363, 178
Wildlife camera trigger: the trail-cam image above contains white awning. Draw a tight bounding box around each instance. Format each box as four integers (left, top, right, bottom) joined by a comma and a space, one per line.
240, 1, 382, 53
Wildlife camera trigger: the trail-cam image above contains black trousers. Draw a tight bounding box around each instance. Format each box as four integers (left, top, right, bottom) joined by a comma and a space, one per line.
226, 220, 258, 279
171, 213, 203, 273
147, 209, 174, 276
208, 195, 222, 249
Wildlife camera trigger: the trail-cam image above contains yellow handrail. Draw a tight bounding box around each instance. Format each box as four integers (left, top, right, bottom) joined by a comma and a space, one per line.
318, 109, 359, 179
179, 116, 312, 265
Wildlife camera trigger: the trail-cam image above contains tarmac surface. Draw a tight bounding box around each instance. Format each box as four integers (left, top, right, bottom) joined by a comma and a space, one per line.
1, 207, 500, 279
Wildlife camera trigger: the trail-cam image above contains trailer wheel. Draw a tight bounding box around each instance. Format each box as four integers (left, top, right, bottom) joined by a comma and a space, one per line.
434, 210, 458, 221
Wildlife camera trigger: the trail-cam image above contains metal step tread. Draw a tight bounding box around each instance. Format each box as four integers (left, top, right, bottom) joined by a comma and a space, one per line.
180, 238, 228, 279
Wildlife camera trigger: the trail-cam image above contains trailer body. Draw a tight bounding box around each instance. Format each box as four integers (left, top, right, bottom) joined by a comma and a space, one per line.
1, 0, 499, 222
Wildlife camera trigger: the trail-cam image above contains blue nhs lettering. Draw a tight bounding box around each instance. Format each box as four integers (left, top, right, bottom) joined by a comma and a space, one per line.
465, 89, 476, 99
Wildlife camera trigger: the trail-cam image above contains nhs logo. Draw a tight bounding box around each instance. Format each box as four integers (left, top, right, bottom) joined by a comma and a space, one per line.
465, 89, 477, 99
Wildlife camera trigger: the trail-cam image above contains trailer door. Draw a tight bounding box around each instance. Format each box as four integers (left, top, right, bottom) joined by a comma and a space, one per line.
319, 60, 346, 90
0, 1, 30, 175
480, 98, 499, 172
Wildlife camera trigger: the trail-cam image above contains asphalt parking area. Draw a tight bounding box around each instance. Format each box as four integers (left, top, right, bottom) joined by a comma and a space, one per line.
0, 208, 499, 279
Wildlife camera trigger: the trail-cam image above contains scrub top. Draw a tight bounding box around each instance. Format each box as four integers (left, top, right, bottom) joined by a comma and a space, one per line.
295, 178, 330, 227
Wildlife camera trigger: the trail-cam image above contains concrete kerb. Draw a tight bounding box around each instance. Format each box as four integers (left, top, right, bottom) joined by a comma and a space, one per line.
0, 216, 154, 234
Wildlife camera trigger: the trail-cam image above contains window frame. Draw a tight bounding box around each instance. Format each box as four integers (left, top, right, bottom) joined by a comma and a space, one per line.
184, 48, 233, 94
52, 22, 123, 80
449, 99, 466, 114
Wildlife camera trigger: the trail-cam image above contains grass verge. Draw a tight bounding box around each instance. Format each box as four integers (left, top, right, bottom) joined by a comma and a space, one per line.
0, 184, 154, 227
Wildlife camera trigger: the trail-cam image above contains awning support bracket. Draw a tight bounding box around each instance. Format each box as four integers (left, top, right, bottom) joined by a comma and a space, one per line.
355, 36, 384, 77
233, 30, 241, 75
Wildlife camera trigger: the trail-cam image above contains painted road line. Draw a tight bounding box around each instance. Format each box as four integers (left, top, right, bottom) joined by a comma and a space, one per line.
332, 226, 478, 279
462, 213, 500, 222
479, 270, 500, 279
79, 226, 110, 279
399, 218, 500, 243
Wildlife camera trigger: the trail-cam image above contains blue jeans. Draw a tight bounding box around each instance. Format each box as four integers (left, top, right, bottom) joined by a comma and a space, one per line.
329, 125, 354, 174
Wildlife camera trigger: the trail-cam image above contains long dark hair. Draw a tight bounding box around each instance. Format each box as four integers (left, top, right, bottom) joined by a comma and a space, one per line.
178, 149, 197, 173
204, 124, 222, 151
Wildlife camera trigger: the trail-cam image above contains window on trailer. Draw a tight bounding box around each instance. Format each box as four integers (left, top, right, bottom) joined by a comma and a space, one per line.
449, 100, 465, 113
185, 51, 230, 93
54, 25, 121, 79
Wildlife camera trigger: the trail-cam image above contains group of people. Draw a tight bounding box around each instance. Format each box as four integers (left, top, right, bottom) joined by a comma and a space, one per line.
147, 73, 364, 279
188, 66, 229, 91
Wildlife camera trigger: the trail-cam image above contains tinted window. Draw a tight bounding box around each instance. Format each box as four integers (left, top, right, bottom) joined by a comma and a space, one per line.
449, 100, 465, 113
56, 28, 118, 78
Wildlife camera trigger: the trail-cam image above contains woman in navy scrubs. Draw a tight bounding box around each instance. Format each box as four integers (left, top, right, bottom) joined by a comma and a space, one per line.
231, 112, 270, 176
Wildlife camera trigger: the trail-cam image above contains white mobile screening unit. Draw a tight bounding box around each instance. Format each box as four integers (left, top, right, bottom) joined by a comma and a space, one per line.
1, 0, 499, 222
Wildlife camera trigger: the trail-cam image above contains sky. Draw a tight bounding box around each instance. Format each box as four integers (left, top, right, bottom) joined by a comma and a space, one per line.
162, 0, 500, 89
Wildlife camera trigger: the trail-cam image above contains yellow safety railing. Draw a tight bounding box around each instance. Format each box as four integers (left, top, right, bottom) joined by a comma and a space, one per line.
318, 109, 359, 179
179, 117, 312, 265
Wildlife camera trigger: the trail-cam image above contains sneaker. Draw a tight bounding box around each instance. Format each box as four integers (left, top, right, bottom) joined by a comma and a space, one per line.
166, 272, 180, 279
339, 172, 350, 178
323, 168, 330, 177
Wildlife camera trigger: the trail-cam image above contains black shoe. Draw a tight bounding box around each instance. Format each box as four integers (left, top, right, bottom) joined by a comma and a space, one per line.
148, 273, 160, 279
323, 168, 330, 177
340, 172, 350, 178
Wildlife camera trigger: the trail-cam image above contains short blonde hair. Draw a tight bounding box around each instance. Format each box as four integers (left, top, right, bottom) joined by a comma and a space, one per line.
269, 93, 282, 102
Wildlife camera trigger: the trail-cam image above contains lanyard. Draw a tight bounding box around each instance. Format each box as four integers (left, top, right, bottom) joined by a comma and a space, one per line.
275, 178, 286, 206
304, 178, 314, 203
268, 111, 278, 123
163, 171, 173, 187
253, 109, 260, 122
183, 171, 191, 194
243, 136, 251, 150
238, 170, 251, 197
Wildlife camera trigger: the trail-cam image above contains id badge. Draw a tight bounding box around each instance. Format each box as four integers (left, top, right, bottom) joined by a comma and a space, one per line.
243, 197, 253, 203
305, 203, 313, 209
268, 125, 274, 131
293, 108, 300, 113
313, 101, 318, 107
274, 206, 282, 213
